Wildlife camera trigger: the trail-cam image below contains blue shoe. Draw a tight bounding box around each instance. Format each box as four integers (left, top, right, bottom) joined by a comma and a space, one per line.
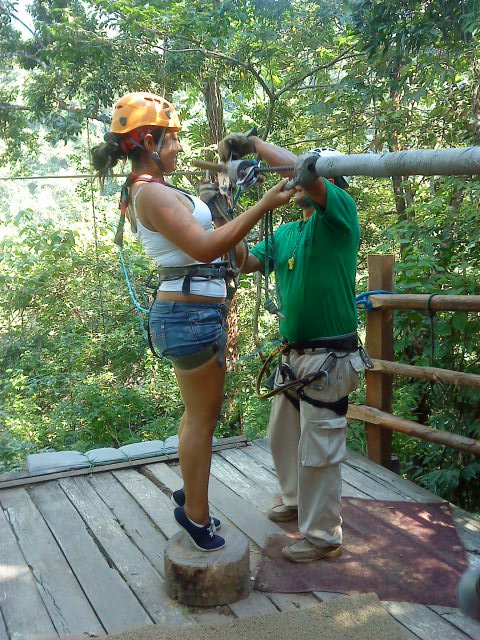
174, 506, 225, 552
171, 489, 221, 530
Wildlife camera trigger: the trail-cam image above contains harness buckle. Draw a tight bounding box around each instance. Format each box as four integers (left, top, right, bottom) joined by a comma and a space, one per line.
302, 352, 336, 390
278, 362, 295, 387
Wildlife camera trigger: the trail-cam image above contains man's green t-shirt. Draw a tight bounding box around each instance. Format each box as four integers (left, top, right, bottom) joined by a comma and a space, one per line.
250, 179, 360, 342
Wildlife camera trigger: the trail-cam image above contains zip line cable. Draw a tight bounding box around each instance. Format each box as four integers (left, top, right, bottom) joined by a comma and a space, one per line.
0, 170, 200, 181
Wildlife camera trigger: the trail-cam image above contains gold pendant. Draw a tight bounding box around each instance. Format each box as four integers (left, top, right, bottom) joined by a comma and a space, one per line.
288, 257, 295, 270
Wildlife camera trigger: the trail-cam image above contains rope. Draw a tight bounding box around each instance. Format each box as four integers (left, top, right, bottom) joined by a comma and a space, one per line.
262, 210, 284, 318
355, 290, 394, 311
227, 337, 284, 366
192, 159, 295, 174
102, 175, 151, 317
115, 245, 150, 315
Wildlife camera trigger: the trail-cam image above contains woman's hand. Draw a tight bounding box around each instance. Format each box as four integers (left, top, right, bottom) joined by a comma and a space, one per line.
258, 178, 295, 212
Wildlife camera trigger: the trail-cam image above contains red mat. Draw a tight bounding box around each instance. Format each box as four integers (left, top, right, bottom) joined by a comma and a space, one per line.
255, 498, 468, 606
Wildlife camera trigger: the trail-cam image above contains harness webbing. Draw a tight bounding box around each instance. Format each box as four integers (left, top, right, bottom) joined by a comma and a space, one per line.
115, 174, 195, 248
157, 262, 238, 296
283, 391, 349, 415
255, 338, 359, 416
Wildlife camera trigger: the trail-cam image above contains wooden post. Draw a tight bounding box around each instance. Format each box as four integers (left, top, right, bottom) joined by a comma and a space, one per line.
365, 255, 394, 467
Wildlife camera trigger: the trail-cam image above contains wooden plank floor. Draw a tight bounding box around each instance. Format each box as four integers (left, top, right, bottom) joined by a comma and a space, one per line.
1, 439, 479, 640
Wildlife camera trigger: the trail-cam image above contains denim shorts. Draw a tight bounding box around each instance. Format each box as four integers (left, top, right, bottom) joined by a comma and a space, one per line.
149, 301, 227, 360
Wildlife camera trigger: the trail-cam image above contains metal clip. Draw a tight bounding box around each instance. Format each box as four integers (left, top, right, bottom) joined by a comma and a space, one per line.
359, 345, 374, 369
309, 352, 336, 389
279, 362, 295, 384
227, 159, 260, 191
264, 297, 285, 320
310, 370, 329, 390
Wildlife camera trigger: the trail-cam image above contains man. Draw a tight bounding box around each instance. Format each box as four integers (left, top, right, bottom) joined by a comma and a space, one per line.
218, 133, 365, 563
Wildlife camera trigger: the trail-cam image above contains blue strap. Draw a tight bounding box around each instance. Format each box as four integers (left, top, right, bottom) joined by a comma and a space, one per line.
355, 290, 394, 311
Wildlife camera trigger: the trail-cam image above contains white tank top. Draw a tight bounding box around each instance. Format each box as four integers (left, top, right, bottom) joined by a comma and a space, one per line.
131, 182, 227, 298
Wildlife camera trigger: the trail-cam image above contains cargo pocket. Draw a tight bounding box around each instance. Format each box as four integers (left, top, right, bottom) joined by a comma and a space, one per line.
300, 417, 347, 468
346, 352, 365, 394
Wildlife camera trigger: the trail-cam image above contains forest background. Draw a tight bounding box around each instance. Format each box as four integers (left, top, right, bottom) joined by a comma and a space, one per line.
0, 0, 479, 511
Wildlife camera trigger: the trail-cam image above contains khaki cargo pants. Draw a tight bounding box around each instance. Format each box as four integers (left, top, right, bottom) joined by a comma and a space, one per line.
268, 348, 365, 546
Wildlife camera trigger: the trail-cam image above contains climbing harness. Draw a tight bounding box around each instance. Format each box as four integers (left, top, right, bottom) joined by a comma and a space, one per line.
114, 173, 241, 366
255, 333, 365, 416
126, 176, 241, 301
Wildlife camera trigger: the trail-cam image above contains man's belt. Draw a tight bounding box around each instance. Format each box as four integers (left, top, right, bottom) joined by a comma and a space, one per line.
157, 262, 238, 296
285, 333, 358, 354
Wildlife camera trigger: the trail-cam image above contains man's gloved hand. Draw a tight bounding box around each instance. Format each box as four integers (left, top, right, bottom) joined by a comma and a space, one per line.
218, 133, 256, 162
198, 181, 220, 204
285, 152, 320, 189
198, 181, 231, 224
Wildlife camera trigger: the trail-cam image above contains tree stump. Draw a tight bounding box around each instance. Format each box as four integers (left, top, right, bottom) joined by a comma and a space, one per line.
164, 525, 250, 607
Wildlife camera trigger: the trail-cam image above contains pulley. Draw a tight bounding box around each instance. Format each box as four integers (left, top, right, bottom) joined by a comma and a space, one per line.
227, 159, 261, 191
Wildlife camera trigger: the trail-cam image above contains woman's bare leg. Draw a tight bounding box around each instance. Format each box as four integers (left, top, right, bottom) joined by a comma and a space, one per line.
178, 412, 186, 439
174, 354, 226, 525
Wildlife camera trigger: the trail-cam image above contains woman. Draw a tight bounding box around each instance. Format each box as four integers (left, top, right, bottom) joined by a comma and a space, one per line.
92, 92, 293, 551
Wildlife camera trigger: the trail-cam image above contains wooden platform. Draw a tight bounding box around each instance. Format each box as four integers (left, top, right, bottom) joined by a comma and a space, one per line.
1, 439, 480, 640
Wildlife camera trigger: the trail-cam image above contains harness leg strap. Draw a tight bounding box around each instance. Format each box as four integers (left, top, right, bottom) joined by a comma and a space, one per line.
282, 390, 348, 416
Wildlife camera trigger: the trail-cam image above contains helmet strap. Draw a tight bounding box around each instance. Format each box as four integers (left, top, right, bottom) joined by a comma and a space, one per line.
151, 128, 167, 172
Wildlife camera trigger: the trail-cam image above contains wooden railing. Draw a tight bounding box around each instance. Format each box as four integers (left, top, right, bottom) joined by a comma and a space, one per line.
347, 254, 480, 468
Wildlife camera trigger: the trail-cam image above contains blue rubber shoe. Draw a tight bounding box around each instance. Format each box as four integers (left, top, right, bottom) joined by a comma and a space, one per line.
171, 489, 221, 530
174, 506, 225, 552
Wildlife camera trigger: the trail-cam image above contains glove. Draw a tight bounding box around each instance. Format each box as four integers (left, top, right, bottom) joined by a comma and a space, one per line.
198, 181, 220, 204
198, 181, 231, 224
218, 133, 256, 162
285, 152, 320, 189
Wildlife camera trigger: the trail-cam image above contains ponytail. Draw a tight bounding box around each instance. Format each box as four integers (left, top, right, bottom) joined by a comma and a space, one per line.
91, 132, 126, 181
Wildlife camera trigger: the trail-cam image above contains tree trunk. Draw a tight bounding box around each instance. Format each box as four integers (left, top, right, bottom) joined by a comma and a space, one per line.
472, 57, 480, 145
202, 73, 241, 366
202, 73, 226, 155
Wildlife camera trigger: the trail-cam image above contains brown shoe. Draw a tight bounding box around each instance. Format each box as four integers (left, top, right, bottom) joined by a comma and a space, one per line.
267, 503, 298, 522
282, 538, 342, 563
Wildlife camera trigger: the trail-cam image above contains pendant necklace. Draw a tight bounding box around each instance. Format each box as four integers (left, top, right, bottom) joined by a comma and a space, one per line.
288, 221, 305, 270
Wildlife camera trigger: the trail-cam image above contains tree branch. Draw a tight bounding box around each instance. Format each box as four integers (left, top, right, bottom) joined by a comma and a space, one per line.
0, 102, 30, 111
0, 51, 46, 67
109, 10, 278, 101
277, 46, 359, 96
0, 0, 37, 39
0, 100, 108, 123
